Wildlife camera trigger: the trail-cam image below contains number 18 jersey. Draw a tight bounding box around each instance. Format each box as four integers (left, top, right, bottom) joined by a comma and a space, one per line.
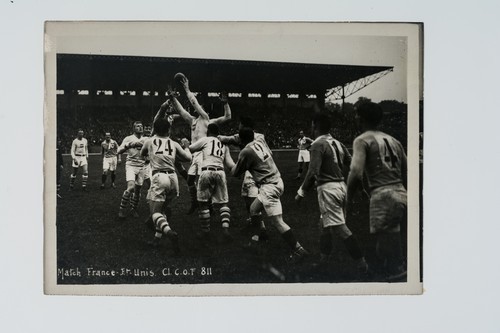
353, 130, 406, 190
191, 136, 227, 169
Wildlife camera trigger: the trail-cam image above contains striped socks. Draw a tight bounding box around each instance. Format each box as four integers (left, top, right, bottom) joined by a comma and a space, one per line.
220, 206, 231, 228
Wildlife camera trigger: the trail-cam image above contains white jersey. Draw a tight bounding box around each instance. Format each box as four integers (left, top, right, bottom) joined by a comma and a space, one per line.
119, 134, 147, 167
145, 136, 180, 172
71, 138, 88, 157
190, 136, 229, 169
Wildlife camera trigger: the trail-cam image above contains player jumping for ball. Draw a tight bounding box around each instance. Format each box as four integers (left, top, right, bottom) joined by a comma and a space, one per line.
347, 102, 407, 281
100, 132, 121, 189
117, 121, 147, 219
189, 123, 235, 242
295, 113, 368, 274
69, 129, 89, 191
295, 130, 313, 180
140, 117, 192, 254
171, 74, 231, 214
227, 127, 309, 262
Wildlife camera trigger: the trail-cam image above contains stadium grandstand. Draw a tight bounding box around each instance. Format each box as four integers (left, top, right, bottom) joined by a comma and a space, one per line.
56, 54, 405, 153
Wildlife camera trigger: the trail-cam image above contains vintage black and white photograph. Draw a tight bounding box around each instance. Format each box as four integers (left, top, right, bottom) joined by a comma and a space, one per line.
44, 21, 422, 295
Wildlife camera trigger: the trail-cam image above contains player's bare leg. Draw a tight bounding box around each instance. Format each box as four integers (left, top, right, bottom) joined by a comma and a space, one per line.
119, 180, 135, 218
81, 164, 89, 191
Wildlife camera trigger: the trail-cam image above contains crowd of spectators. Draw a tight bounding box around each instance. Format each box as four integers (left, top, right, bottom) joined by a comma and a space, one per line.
57, 100, 407, 153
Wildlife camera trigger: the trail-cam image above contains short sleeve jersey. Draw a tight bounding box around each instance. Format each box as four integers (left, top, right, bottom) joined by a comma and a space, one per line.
71, 138, 88, 156
119, 135, 147, 167
191, 136, 227, 169
144, 136, 179, 172
101, 140, 118, 158
310, 134, 351, 184
354, 130, 406, 190
234, 135, 281, 185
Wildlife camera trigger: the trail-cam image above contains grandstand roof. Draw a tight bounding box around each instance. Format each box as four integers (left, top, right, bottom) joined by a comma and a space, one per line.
57, 54, 393, 95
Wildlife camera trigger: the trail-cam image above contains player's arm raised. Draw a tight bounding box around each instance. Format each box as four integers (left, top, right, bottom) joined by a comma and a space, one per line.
153, 100, 171, 122
346, 138, 368, 205
179, 77, 209, 121
210, 92, 232, 125
171, 96, 195, 125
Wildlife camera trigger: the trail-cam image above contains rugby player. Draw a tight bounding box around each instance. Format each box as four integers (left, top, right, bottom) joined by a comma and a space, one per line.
295, 130, 313, 180
295, 113, 368, 273
117, 121, 147, 219
346, 102, 407, 280
69, 129, 89, 191
218, 116, 267, 238
171, 76, 231, 214
140, 117, 192, 253
100, 132, 120, 189
227, 127, 308, 262
189, 123, 234, 241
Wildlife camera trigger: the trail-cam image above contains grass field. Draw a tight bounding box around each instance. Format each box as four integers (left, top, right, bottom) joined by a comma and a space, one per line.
56, 150, 386, 284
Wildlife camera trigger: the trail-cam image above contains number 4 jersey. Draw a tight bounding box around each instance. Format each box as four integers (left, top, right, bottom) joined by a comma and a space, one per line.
353, 130, 407, 191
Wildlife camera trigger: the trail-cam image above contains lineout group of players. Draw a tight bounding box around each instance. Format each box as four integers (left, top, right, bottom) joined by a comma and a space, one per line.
65, 73, 408, 280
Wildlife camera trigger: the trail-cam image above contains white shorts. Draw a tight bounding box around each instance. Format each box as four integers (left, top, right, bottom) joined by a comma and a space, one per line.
102, 156, 117, 171
188, 151, 203, 176
257, 178, 284, 217
143, 164, 152, 180
369, 183, 407, 234
241, 171, 258, 198
125, 164, 146, 186
146, 171, 179, 202
317, 182, 347, 228
72, 156, 88, 168
197, 170, 229, 204
297, 150, 310, 163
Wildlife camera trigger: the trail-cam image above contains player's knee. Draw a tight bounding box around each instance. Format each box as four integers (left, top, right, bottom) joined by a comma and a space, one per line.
332, 224, 353, 240
271, 215, 290, 233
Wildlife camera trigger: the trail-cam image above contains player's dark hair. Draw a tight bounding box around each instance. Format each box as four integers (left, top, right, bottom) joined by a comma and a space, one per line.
239, 127, 255, 146
312, 113, 331, 134
239, 116, 255, 129
207, 123, 220, 137
356, 102, 383, 127
153, 117, 170, 136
